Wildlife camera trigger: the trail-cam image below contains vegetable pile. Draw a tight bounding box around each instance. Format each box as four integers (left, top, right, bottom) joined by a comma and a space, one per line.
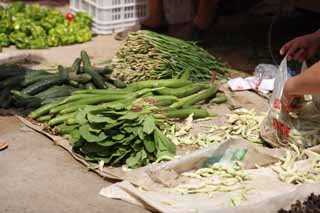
29, 78, 219, 124
0, 51, 119, 109
0, 2, 92, 49
28, 73, 227, 167
112, 30, 228, 83
271, 144, 320, 184
62, 100, 176, 168
168, 108, 265, 147
278, 193, 320, 213
170, 161, 252, 207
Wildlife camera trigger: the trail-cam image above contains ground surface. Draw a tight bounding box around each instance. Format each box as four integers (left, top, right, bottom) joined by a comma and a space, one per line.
0, 0, 320, 213
0, 116, 148, 213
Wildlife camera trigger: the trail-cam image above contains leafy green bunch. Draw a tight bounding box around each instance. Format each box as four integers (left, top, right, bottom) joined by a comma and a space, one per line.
69, 100, 176, 169
0, 2, 92, 49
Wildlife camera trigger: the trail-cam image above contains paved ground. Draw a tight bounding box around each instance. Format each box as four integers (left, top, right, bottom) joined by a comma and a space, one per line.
0, 116, 148, 213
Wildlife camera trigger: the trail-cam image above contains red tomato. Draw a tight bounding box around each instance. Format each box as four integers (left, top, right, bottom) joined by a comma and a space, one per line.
66, 12, 75, 22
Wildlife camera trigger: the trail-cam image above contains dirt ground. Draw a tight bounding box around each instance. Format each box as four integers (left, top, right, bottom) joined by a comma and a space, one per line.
1, 1, 320, 213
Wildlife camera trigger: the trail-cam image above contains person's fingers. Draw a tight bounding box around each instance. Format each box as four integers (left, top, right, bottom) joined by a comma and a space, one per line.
280, 42, 291, 56
287, 43, 300, 61
294, 48, 306, 62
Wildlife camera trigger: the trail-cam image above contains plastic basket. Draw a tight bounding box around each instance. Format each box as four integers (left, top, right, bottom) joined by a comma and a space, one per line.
70, 0, 148, 35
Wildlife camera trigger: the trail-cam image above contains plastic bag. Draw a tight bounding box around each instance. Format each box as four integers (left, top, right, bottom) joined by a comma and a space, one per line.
264, 56, 320, 148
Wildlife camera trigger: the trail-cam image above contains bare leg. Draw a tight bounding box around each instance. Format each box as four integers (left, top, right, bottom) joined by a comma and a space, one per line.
142, 0, 163, 29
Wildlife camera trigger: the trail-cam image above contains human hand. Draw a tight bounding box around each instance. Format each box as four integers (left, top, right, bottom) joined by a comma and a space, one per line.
281, 79, 303, 113
280, 32, 320, 62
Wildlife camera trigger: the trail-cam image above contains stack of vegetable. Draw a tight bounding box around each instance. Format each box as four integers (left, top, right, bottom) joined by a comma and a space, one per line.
60, 100, 176, 168
0, 2, 92, 49
112, 30, 229, 83
29, 78, 221, 124
28, 76, 227, 167
0, 51, 121, 109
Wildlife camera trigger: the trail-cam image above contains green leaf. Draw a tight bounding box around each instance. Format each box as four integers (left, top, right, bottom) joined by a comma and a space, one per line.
154, 128, 176, 154
105, 121, 124, 130
143, 115, 155, 134
126, 152, 141, 168
143, 137, 156, 153
70, 129, 81, 142
97, 140, 116, 147
87, 162, 99, 170
87, 113, 117, 124
137, 127, 144, 140
112, 134, 125, 141
75, 109, 88, 125
79, 125, 106, 142
119, 111, 139, 121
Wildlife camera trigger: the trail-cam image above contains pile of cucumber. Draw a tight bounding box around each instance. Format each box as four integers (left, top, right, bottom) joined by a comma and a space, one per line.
0, 50, 126, 110
29, 77, 227, 126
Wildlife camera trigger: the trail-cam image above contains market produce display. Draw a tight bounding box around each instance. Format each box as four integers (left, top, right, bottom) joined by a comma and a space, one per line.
170, 161, 253, 207
112, 30, 229, 83
279, 193, 320, 213
271, 144, 320, 184
28, 73, 227, 167
0, 2, 92, 49
0, 51, 118, 109
168, 108, 265, 147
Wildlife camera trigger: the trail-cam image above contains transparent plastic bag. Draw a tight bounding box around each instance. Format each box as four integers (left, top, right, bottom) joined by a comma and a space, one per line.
266, 56, 320, 148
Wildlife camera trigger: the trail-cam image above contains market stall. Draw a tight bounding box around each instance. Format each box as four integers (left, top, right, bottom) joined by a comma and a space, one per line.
1, 1, 320, 213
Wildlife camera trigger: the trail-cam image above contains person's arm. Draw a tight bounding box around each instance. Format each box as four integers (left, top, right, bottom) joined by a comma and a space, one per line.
280, 31, 320, 61
281, 62, 320, 112
285, 61, 320, 95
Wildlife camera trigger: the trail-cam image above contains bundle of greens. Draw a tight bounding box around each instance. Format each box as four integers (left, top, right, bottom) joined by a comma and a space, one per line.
112, 30, 228, 83
0, 2, 92, 49
61, 100, 176, 168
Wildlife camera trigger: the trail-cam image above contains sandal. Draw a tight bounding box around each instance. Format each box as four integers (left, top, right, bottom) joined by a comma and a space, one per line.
0, 141, 8, 151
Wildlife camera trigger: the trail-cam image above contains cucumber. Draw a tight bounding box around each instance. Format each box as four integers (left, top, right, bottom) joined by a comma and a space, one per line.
166, 108, 213, 119
55, 124, 78, 135
60, 94, 101, 104
0, 88, 12, 108
21, 73, 55, 87
21, 75, 68, 95
144, 95, 178, 107
210, 94, 228, 104
179, 70, 190, 80
107, 78, 127, 88
0, 75, 25, 89
36, 115, 52, 122
72, 89, 130, 95
85, 82, 96, 89
29, 101, 62, 119
95, 65, 113, 75
127, 79, 191, 91
48, 113, 76, 127
41, 97, 66, 105
81, 50, 107, 89
71, 58, 82, 73
60, 105, 86, 114
169, 86, 218, 109
50, 94, 131, 114
68, 72, 92, 83
155, 83, 207, 98
35, 85, 76, 100
0, 64, 26, 80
